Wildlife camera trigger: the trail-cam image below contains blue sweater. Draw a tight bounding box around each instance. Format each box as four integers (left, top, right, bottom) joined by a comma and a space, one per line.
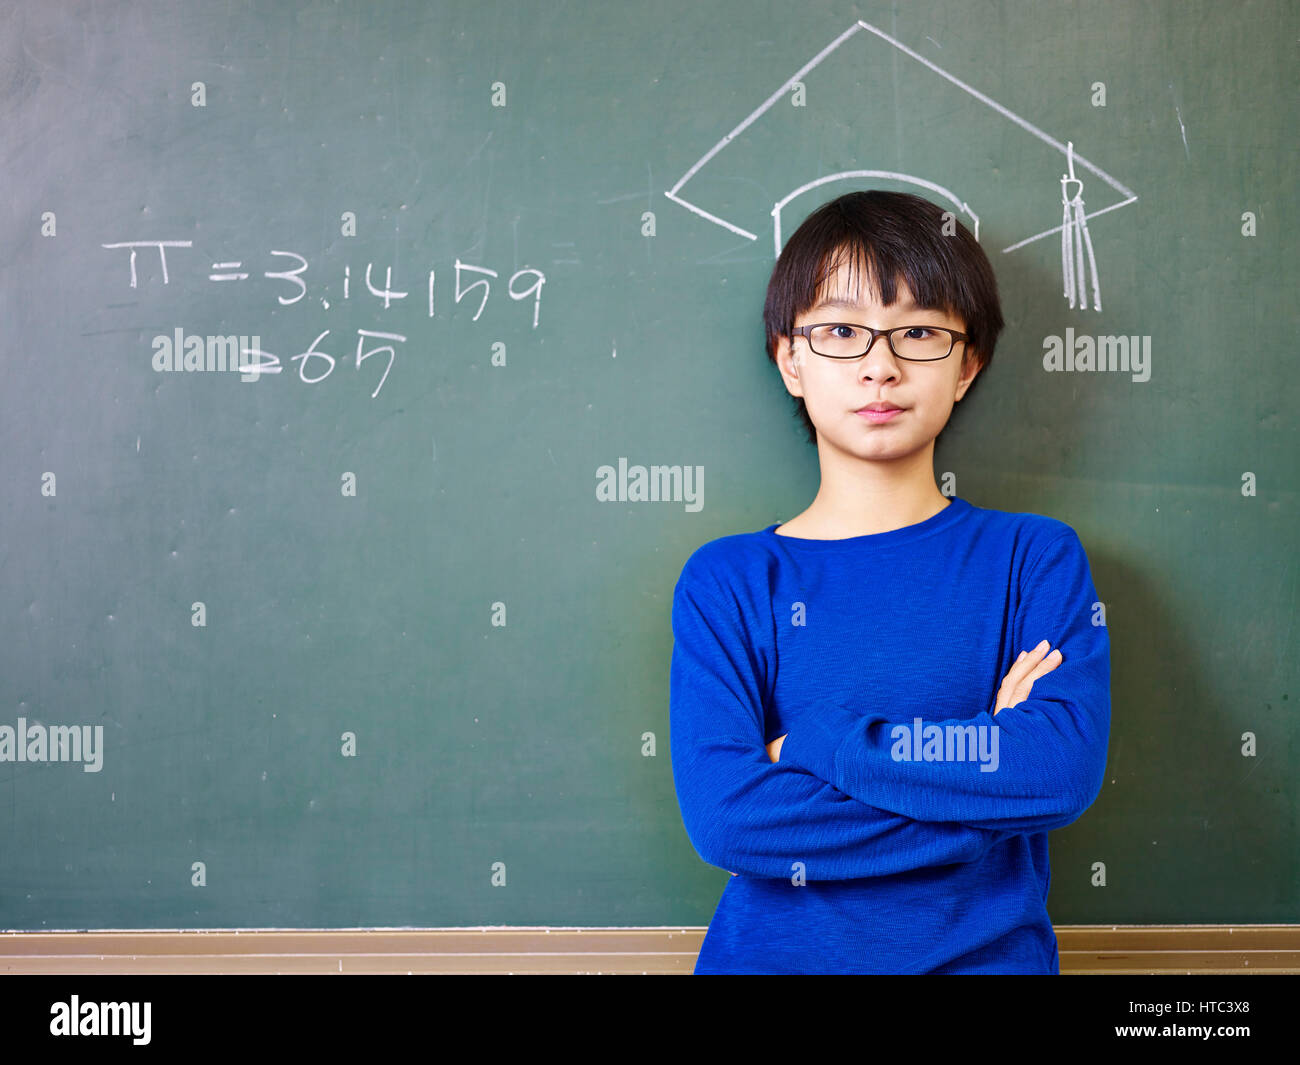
669, 496, 1110, 974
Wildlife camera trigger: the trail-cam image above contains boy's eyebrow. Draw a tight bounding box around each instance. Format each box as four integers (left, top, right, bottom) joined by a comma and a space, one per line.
813, 296, 926, 314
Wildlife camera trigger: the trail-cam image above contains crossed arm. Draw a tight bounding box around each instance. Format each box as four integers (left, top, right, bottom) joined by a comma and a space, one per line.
765, 639, 1063, 764
734, 640, 1064, 875
671, 529, 1109, 881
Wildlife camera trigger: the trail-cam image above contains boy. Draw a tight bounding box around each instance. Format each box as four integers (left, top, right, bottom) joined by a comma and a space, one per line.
668, 190, 1111, 974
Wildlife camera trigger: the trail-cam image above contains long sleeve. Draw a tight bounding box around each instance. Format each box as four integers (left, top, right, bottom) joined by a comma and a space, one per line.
669, 569, 1015, 880
779, 529, 1110, 833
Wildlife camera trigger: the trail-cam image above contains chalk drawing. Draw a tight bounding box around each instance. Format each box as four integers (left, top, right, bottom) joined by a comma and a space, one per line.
665, 19, 1138, 311
1060, 142, 1102, 312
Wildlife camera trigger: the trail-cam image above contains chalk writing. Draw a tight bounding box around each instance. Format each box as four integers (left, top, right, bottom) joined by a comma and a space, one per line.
101, 237, 549, 399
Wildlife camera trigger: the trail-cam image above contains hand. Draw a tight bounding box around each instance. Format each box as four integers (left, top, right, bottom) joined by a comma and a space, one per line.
994, 639, 1063, 716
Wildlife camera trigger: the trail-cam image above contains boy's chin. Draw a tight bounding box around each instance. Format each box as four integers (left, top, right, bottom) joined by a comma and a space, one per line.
820, 433, 924, 463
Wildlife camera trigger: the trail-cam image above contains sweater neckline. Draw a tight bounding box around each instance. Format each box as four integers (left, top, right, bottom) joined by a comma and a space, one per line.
761, 496, 972, 549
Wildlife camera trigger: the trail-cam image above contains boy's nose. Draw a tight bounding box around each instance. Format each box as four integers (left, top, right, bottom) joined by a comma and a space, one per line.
857, 339, 901, 382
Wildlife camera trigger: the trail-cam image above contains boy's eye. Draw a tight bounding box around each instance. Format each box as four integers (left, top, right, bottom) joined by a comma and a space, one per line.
829, 325, 860, 339
901, 327, 936, 340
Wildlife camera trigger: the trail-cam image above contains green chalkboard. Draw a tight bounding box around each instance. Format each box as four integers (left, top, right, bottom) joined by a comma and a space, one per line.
2, 0, 1295, 930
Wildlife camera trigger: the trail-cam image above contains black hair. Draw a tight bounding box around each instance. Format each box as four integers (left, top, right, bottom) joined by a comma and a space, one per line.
763, 189, 1004, 444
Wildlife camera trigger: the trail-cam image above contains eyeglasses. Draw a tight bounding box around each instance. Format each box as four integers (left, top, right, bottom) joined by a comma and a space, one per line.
791, 323, 969, 362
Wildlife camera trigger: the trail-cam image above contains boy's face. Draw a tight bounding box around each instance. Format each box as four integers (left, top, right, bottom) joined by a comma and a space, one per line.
774, 257, 981, 465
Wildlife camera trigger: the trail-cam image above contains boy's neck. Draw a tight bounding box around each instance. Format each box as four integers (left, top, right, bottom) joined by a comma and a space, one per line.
779, 446, 951, 538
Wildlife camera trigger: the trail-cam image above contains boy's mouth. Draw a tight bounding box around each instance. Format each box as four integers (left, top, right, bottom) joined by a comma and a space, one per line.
855, 404, 905, 423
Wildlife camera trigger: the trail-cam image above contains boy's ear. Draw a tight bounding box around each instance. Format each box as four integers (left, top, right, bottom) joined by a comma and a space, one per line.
954, 351, 983, 402
776, 335, 804, 398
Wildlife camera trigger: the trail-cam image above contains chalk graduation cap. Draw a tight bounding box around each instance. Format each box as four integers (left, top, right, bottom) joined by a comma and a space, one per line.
665, 19, 1138, 312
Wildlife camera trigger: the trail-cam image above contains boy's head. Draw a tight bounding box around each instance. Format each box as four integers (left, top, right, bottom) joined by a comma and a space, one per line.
764, 190, 1004, 448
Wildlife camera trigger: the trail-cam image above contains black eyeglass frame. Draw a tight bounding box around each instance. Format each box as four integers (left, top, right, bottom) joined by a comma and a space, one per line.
790, 323, 970, 362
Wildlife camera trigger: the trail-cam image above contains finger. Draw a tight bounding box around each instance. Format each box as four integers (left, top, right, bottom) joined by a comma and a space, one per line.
1019, 639, 1050, 662
1008, 641, 1049, 679
1008, 651, 1063, 708
995, 660, 1026, 707
1013, 637, 1045, 670
999, 650, 1029, 689
999, 652, 1036, 695
998, 642, 1052, 712
1024, 648, 1063, 681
